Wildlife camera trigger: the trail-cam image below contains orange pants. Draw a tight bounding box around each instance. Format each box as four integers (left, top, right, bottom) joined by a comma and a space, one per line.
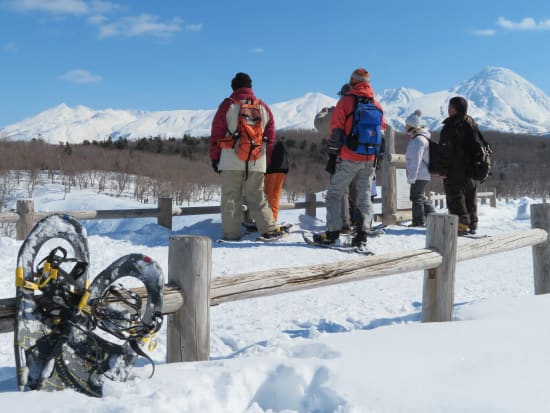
264, 172, 286, 222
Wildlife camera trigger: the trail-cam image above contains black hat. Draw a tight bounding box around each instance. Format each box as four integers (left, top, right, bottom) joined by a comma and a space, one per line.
231, 72, 252, 90
449, 96, 468, 115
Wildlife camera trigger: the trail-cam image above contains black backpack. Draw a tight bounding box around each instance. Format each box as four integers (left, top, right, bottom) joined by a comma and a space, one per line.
414, 134, 441, 174
465, 126, 492, 183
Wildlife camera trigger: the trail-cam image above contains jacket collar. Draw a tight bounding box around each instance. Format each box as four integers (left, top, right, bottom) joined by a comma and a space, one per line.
230, 88, 255, 101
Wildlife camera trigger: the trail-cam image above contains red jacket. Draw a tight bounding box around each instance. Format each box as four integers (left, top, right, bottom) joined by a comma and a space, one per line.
209, 88, 276, 162
329, 82, 385, 162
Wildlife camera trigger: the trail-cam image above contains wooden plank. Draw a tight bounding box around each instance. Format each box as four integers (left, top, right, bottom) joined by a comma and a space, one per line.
166, 236, 211, 363
388, 153, 406, 168
381, 125, 397, 226
35, 209, 160, 220
157, 197, 173, 229
422, 214, 458, 322
305, 193, 317, 218
456, 229, 547, 262
0, 212, 20, 224
531, 204, 550, 294
16, 199, 34, 240
210, 248, 443, 305
172, 206, 221, 216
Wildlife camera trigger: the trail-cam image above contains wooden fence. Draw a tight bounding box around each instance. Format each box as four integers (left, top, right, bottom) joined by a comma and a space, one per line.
2, 204, 549, 365
0, 196, 325, 241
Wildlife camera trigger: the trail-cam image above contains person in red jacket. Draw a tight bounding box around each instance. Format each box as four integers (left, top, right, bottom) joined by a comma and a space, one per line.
313, 68, 385, 248
210, 72, 284, 241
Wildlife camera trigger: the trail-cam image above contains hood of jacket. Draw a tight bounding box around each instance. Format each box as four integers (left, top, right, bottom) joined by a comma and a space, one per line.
413, 127, 431, 141
230, 87, 256, 101
348, 81, 375, 99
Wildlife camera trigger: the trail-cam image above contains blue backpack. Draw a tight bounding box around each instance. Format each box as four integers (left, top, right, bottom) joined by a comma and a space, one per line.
346, 96, 383, 155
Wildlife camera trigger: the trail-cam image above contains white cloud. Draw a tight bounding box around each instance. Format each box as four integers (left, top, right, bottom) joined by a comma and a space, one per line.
87, 14, 107, 25
7, 0, 88, 15
472, 29, 496, 36
185, 23, 202, 32
497, 16, 550, 31
88, 0, 121, 13
58, 69, 102, 83
252, 47, 265, 53
2, 42, 18, 52
97, 14, 182, 38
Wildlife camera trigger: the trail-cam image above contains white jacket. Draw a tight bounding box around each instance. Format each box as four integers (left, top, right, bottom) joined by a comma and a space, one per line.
405, 128, 431, 184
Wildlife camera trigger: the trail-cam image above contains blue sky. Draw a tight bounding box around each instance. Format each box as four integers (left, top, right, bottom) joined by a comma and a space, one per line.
1, 0, 550, 126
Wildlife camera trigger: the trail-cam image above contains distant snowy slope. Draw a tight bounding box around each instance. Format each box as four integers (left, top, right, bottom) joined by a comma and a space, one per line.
2, 66, 550, 142
270, 92, 337, 130
0, 103, 140, 143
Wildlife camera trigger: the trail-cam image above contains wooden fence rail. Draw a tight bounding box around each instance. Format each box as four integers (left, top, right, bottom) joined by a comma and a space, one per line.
0, 196, 325, 241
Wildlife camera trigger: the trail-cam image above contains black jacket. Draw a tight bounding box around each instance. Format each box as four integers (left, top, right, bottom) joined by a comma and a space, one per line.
266, 140, 289, 174
439, 114, 480, 181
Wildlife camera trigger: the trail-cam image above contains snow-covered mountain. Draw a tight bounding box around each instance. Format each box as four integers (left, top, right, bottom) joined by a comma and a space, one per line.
379, 66, 550, 134
1, 66, 550, 143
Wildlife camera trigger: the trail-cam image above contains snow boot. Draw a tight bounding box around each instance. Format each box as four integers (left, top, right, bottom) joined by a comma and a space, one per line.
312, 230, 340, 245
351, 230, 367, 248
458, 223, 470, 236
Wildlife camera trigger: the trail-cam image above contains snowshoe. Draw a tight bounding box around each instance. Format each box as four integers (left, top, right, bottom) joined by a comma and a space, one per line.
14, 214, 164, 397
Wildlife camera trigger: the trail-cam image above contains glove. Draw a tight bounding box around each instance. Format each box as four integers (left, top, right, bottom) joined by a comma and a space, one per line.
211, 160, 220, 174
325, 154, 337, 175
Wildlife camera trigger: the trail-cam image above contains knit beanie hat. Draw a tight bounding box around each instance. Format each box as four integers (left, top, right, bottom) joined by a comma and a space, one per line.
405, 109, 424, 129
349, 68, 370, 85
231, 72, 252, 90
337, 83, 351, 96
449, 96, 468, 115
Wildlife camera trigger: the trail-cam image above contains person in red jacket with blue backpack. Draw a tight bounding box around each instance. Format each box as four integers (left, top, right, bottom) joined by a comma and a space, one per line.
313, 68, 385, 249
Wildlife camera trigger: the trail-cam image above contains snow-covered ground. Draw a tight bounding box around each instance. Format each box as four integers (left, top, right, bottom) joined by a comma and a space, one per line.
0, 180, 547, 412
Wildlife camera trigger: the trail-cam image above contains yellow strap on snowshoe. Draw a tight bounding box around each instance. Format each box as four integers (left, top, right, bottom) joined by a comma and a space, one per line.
15, 266, 39, 290
78, 279, 91, 312
142, 333, 158, 352
38, 267, 58, 289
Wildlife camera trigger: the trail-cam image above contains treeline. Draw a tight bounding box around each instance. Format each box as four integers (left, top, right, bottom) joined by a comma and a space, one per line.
0, 129, 548, 206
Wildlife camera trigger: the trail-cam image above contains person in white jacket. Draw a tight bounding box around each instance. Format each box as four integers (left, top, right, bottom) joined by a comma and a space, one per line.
405, 110, 435, 227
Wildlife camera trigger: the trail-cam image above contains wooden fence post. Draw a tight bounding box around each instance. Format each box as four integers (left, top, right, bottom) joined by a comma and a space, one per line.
305, 193, 317, 218
166, 236, 211, 362
491, 190, 497, 208
157, 197, 173, 230
16, 199, 35, 241
531, 204, 550, 294
381, 124, 397, 225
421, 213, 458, 322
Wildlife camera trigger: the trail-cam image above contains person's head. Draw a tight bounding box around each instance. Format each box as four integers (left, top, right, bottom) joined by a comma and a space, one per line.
448, 96, 468, 117
231, 72, 252, 91
349, 68, 370, 86
337, 83, 351, 97
405, 109, 424, 136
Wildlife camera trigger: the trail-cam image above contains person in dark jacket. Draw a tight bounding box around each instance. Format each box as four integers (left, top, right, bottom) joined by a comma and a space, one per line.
264, 137, 289, 222
439, 96, 480, 235
210, 72, 284, 241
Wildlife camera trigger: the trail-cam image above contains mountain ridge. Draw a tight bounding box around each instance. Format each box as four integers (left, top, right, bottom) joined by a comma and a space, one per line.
1, 66, 549, 143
